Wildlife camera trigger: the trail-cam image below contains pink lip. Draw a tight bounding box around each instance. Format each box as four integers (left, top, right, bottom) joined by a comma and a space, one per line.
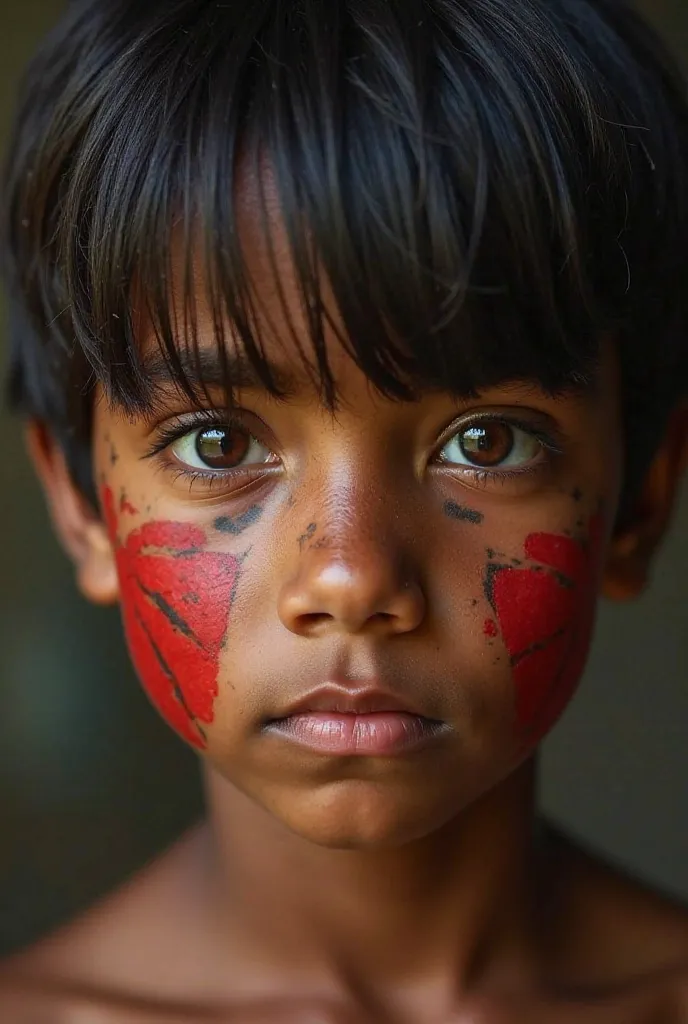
280, 683, 424, 718
266, 684, 445, 757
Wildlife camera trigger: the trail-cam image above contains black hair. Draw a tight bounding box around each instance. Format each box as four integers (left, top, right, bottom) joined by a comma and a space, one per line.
3, 0, 688, 508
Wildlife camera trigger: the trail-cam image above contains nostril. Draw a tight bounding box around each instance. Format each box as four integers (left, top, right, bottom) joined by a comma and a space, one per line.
295, 608, 397, 636
296, 612, 335, 634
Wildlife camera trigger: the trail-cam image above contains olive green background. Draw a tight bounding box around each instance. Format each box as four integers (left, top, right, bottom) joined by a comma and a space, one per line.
1, 0, 687, 955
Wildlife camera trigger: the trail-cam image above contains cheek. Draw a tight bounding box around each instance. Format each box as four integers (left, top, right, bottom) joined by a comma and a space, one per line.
102, 488, 240, 749
484, 514, 603, 743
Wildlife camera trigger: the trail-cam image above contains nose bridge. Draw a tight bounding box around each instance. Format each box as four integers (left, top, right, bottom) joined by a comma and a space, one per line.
300, 418, 406, 552
277, 453, 425, 637
312, 469, 395, 558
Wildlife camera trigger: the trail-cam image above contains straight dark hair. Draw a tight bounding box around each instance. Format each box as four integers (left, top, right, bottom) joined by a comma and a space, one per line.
3, 0, 688, 506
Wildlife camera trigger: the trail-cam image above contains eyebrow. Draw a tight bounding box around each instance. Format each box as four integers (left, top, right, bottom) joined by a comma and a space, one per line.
139, 345, 303, 397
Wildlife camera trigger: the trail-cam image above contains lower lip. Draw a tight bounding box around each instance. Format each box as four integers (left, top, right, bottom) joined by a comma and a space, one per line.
266, 711, 444, 756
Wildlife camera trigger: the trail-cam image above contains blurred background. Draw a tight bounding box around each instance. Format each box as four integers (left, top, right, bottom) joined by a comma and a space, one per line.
1, 0, 687, 956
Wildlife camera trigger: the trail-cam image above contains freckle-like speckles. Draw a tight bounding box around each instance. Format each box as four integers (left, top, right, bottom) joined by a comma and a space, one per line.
120, 490, 139, 516
298, 522, 318, 551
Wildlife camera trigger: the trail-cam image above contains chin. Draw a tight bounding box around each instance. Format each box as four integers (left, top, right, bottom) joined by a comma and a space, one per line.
271, 780, 458, 850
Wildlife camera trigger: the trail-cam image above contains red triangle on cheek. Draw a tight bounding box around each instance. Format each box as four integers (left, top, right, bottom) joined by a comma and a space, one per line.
157, 552, 241, 652
128, 519, 207, 557
537, 600, 597, 734
523, 532, 585, 579
120, 598, 206, 748
491, 566, 577, 660
130, 575, 218, 723
118, 548, 240, 725
512, 631, 569, 727
110, 511, 242, 745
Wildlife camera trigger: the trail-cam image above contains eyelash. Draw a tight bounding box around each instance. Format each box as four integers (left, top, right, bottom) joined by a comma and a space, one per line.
436, 413, 563, 482
145, 411, 564, 486
145, 412, 266, 488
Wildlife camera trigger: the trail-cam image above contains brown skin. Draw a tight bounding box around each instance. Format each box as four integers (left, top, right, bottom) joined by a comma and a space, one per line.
3, 183, 688, 1022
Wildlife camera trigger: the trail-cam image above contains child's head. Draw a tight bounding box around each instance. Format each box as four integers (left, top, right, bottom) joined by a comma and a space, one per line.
4, 0, 688, 848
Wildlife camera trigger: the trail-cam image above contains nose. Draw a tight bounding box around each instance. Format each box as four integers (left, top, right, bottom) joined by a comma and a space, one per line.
277, 522, 426, 639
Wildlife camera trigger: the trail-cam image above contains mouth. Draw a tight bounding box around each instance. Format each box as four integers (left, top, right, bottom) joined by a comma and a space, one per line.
263, 684, 448, 757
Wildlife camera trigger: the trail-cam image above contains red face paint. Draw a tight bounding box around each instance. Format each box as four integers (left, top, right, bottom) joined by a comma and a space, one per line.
486, 513, 603, 740
102, 487, 240, 748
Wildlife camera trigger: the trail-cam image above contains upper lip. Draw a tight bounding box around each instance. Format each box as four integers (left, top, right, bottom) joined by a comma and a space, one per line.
275, 684, 427, 720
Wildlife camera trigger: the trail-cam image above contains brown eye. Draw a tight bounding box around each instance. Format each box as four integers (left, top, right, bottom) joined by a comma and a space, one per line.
170, 424, 273, 472
459, 422, 514, 467
439, 420, 542, 470
196, 427, 250, 469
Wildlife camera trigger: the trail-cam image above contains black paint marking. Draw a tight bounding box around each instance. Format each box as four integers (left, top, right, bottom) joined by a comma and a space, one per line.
483, 557, 575, 623
510, 627, 567, 669
109, 443, 119, 467
137, 581, 204, 648
215, 506, 263, 536
444, 501, 484, 525
297, 522, 318, 551
135, 610, 205, 742
483, 561, 511, 611
173, 547, 204, 559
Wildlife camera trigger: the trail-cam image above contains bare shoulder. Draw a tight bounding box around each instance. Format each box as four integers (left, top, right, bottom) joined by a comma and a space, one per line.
545, 824, 688, 991
0, 823, 216, 1020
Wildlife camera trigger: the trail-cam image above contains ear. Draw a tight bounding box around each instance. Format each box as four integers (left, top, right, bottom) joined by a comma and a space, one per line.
603, 405, 688, 602
25, 422, 119, 606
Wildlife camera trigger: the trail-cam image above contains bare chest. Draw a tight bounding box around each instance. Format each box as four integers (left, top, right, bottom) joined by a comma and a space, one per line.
1, 983, 686, 1024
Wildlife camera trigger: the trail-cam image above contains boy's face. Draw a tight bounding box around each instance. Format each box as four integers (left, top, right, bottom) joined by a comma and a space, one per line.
32, 185, 687, 850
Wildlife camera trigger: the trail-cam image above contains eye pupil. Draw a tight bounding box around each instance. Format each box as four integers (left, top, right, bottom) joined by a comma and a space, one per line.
196, 427, 249, 469
460, 423, 514, 467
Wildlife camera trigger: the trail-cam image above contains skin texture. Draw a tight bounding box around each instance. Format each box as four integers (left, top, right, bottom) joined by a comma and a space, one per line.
4, 173, 688, 1022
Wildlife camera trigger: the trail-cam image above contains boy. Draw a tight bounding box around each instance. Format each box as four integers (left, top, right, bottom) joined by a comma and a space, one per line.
2, 0, 688, 1019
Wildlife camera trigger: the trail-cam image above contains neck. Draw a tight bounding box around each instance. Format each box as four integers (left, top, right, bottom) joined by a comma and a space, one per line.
199, 760, 542, 1000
